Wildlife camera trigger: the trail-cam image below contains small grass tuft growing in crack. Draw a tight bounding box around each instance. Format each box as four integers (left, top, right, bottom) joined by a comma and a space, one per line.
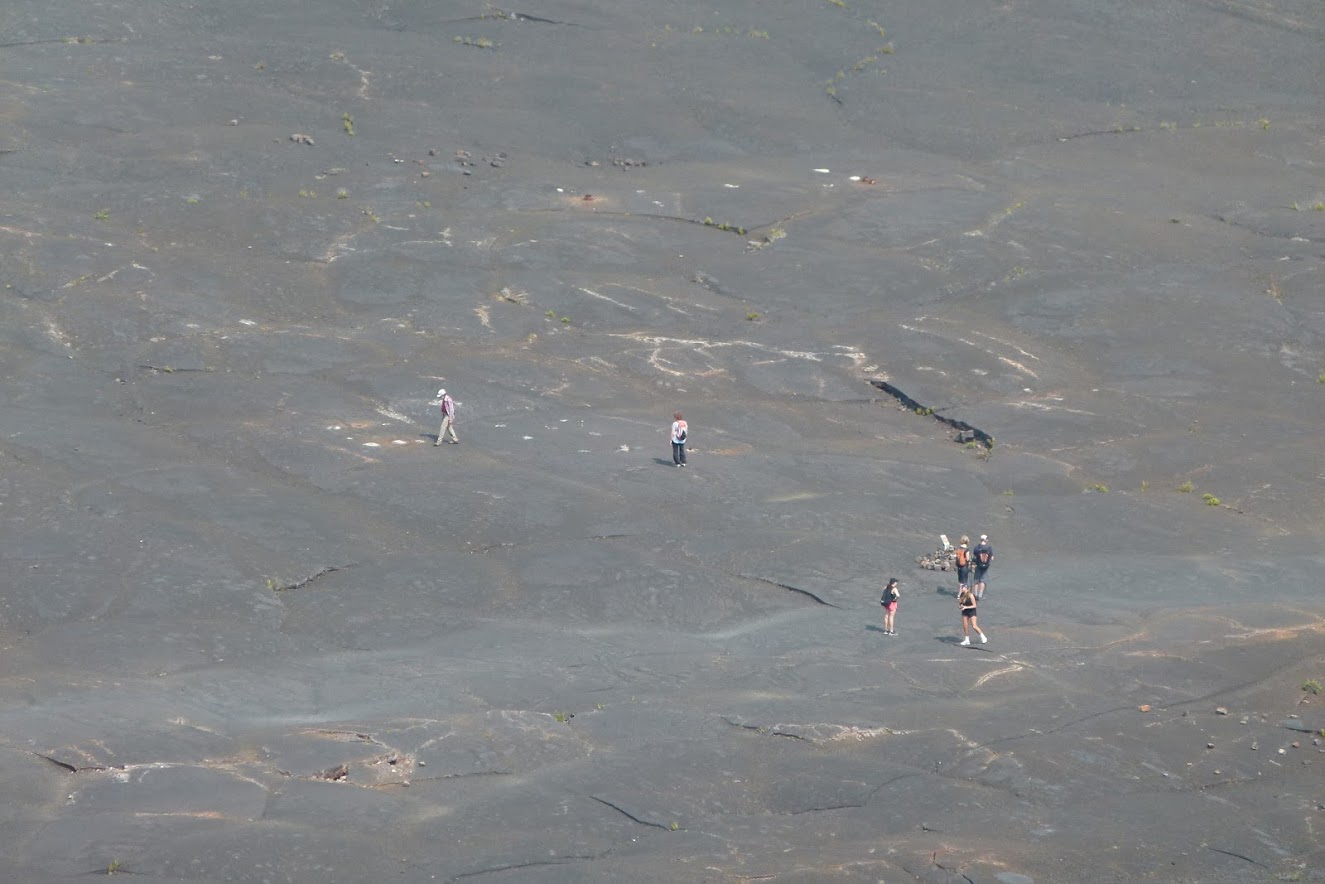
1086, 483, 1109, 493
1176, 480, 1194, 493
1202, 493, 1221, 506
454, 35, 497, 49
1302, 679, 1322, 695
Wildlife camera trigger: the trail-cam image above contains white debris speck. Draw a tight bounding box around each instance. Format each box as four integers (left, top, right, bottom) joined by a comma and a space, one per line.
618, 445, 630, 452
393, 439, 408, 445
327, 425, 343, 431
363, 442, 380, 447
559, 419, 568, 423
522, 435, 534, 440
238, 319, 257, 326
556, 187, 564, 192
723, 183, 740, 188
494, 423, 506, 428
848, 176, 861, 182
813, 168, 831, 174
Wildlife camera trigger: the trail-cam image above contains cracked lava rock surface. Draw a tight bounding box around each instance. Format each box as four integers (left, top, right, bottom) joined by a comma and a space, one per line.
0, 1, 1323, 881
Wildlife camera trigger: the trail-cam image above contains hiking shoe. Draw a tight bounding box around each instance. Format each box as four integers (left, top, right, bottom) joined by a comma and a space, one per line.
960, 636, 971, 646
980, 633, 988, 643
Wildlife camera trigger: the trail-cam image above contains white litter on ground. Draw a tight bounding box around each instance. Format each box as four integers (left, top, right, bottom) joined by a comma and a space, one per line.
363, 442, 381, 447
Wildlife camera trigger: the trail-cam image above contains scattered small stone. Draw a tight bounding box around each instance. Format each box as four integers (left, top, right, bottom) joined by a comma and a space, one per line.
1214, 769, 1222, 775
229, 119, 238, 126
490, 158, 503, 168
428, 148, 437, 156
610, 156, 648, 169
1278, 748, 1286, 754
1139, 704, 1151, 713
290, 133, 315, 146
582, 194, 595, 202
420, 171, 430, 178
418, 760, 426, 766
1292, 742, 1300, 748
1215, 706, 1228, 715
1207, 743, 1215, 749
585, 159, 600, 167
1251, 742, 1258, 750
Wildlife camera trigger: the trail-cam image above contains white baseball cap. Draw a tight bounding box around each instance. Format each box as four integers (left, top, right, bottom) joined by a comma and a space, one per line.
980, 534, 988, 541
437, 388, 446, 397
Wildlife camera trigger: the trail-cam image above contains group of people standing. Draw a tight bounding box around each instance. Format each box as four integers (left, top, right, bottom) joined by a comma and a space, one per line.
880, 533, 994, 646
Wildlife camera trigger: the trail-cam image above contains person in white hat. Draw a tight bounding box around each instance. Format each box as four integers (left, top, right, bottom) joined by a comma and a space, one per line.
972, 534, 992, 599
435, 388, 458, 445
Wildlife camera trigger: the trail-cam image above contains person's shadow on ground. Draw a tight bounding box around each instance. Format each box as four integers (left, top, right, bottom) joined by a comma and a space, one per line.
864, 624, 887, 634
419, 433, 439, 444
935, 583, 959, 598
653, 457, 676, 467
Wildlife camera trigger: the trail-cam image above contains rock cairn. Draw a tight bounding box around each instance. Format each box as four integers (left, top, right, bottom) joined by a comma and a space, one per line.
916, 547, 957, 571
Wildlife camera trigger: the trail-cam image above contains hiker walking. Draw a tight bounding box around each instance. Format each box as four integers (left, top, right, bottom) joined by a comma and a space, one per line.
435, 388, 459, 445
880, 577, 900, 635
957, 585, 987, 646
954, 535, 972, 594
972, 534, 993, 599
670, 411, 688, 467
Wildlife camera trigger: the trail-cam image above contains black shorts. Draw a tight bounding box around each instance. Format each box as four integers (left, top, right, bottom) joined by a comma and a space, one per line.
962, 608, 978, 618
973, 567, 988, 583
957, 566, 970, 584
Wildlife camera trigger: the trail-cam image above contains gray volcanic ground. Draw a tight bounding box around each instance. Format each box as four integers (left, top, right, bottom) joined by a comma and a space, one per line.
2, 1, 1324, 881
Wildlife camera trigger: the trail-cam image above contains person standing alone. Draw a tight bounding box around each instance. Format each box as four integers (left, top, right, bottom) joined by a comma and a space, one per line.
880, 577, 900, 635
670, 411, 688, 467
435, 389, 459, 445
